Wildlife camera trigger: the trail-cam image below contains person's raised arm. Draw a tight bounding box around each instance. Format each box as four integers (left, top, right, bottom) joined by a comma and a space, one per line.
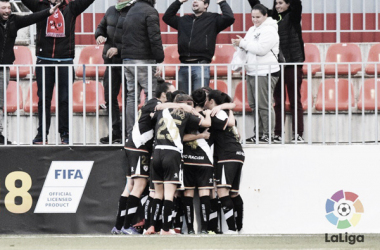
200, 109, 212, 128
289, 0, 303, 24
183, 129, 210, 142
215, 0, 235, 33
70, 0, 95, 17
16, 3, 60, 29
162, 0, 184, 30
227, 109, 236, 127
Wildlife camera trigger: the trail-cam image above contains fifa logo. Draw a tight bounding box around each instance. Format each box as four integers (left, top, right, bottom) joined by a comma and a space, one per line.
55, 169, 83, 179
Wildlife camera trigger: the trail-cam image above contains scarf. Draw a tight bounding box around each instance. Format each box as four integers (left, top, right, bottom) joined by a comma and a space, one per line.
46, 5, 65, 38
115, 0, 134, 11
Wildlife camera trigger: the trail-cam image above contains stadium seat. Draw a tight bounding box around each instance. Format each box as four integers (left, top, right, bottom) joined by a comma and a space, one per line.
209, 79, 228, 93
4, 81, 23, 112
162, 45, 180, 78
302, 43, 321, 75
285, 79, 309, 111
357, 78, 380, 110
75, 45, 106, 78
233, 81, 252, 112
24, 81, 56, 113
72, 80, 105, 112
365, 43, 380, 75
210, 44, 236, 77
10, 46, 33, 79
324, 43, 362, 76
315, 79, 355, 111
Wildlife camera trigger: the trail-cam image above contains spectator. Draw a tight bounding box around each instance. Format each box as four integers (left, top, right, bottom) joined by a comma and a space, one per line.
163, 0, 235, 94
121, 0, 164, 137
0, 0, 59, 145
95, 0, 136, 144
21, 0, 95, 144
248, 0, 305, 143
232, 4, 280, 143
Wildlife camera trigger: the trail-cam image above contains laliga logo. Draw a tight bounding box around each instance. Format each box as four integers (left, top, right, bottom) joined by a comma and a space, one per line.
325, 190, 364, 229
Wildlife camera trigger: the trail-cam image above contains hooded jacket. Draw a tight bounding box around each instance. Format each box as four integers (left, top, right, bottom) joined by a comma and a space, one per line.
21, 0, 94, 59
0, 9, 51, 64
163, 0, 235, 63
239, 17, 280, 76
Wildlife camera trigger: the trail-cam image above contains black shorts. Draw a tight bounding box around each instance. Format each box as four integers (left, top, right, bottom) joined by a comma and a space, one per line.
183, 164, 214, 190
215, 160, 243, 192
125, 148, 150, 179
152, 149, 182, 185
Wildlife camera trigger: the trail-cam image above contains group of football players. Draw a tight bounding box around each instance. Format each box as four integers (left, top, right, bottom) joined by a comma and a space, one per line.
110, 79, 245, 235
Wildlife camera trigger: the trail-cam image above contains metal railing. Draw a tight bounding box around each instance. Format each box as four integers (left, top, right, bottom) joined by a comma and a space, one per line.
11, 0, 380, 45
1, 61, 380, 146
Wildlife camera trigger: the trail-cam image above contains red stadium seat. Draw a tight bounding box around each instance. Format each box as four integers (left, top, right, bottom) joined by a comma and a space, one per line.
324, 43, 362, 76
365, 43, 380, 75
315, 79, 355, 111
24, 81, 56, 113
76, 45, 106, 78
302, 44, 321, 75
4, 81, 23, 112
285, 79, 309, 111
233, 81, 251, 112
162, 45, 180, 78
210, 44, 236, 77
357, 78, 380, 110
72, 80, 105, 112
10, 46, 33, 79
117, 87, 146, 110
209, 79, 228, 93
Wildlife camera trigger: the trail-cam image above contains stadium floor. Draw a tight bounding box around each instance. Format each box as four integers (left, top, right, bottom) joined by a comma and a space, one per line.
0, 234, 378, 250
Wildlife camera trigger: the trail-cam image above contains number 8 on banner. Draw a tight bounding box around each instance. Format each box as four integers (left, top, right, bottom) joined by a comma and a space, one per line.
4, 171, 33, 214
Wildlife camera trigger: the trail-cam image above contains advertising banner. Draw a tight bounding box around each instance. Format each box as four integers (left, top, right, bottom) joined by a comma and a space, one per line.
0, 147, 126, 234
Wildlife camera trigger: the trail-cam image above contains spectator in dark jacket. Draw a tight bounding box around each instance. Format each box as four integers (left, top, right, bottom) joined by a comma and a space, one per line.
121, 0, 164, 137
95, 0, 135, 144
0, 0, 58, 145
248, 0, 305, 143
163, 0, 235, 94
21, 0, 95, 145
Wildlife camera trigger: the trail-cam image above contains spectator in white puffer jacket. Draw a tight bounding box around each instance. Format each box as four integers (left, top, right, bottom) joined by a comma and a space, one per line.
232, 3, 280, 144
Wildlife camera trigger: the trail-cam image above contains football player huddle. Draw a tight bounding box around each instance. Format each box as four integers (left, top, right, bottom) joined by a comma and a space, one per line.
111, 79, 245, 235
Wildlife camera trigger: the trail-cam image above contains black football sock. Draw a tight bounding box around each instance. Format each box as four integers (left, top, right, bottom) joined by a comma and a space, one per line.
173, 196, 184, 230
162, 200, 174, 232
220, 196, 236, 231
144, 196, 153, 230
115, 196, 128, 230
208, 198, 218, 232
182, 196, 194, 233
199, 195, 211, 231
232, 195, 244, 231
150, 198, 162, 232
123, 195, 140, 229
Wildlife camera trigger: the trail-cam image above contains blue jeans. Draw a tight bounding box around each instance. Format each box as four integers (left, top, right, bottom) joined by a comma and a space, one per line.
124, 59, 157, 137
178, 62, 210, 94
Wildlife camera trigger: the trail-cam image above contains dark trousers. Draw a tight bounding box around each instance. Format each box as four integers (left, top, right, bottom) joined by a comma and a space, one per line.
103, 65, 123, 135
273, 65, 304, 136
36, 59, 74, 136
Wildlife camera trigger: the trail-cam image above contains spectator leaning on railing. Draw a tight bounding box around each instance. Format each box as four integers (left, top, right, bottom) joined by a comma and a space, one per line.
21, 0, 95, 145
95, 0, 136, 144
0, 0, 59, 145
163, 0, 235, 94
